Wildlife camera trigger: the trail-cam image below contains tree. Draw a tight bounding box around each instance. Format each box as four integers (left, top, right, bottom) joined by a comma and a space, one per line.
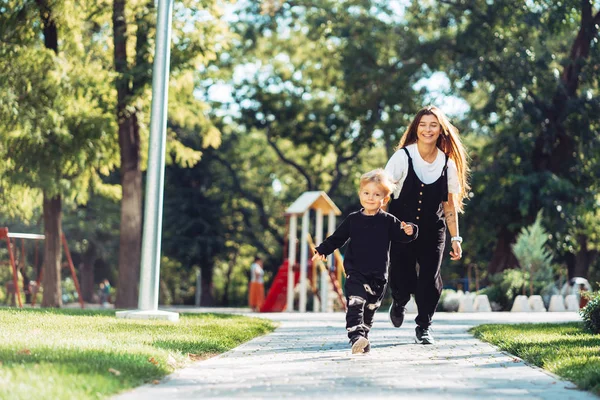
0, 1, 118, 306
512, 211, 554, 296
424, 0, 600, 276
111, 0, 149, 308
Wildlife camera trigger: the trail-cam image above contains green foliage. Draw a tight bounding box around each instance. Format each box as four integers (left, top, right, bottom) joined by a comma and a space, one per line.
429, 0, 600, 275
484, 269, 529, 310
512, 211, 555, 294
0, 4, 118, 202
61, 277, 79, 303
61, 191, 122, 283
228, 0, 428, 192
580, 291, 600, 334
158, 256, 198, 306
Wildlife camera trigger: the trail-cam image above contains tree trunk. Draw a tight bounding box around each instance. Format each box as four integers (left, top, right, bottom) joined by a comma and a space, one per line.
200, 266, 215, 306
80, 241, 96, 303
115, 124, 143, 308
221, 250, 239, 306
36, 0, 61, 308
35, 0, 58, 53
487, 227, 519, 275
41, 193, 62, 307
113, 0, 143, 308
572, 235, 597, 279
529, 269, 534, 297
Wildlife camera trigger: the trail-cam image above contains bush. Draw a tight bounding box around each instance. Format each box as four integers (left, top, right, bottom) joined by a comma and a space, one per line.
441, 289, 463, 312
485, 269, 528, 310
437, 288, 454, 311
479, 285, 505, 311
512, 211, 554, 296
580, 291, 600, 333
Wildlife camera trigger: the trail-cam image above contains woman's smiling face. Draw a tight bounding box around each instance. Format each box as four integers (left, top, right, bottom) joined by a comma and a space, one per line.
417, 114, 442, 145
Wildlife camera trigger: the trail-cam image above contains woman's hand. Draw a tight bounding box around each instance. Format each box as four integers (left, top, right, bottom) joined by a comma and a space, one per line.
450, 240, 462, 261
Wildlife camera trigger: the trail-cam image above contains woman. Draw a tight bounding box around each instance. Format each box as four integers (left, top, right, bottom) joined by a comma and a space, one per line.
248, 256, 265, 312
384, 105, 469, 345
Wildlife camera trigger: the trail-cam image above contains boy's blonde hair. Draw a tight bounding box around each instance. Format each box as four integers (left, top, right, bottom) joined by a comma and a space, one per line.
359, 169, 396, 197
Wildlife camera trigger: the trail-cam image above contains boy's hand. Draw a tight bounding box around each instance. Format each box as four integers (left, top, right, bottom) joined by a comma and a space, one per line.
400, 221, 413, 236
312, 250, 326, 262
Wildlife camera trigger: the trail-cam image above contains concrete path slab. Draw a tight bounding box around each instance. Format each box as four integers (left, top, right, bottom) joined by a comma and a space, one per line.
113, 311, 597, 400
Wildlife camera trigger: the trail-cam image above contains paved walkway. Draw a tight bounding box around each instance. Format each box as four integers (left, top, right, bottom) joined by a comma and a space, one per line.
114, 310, 597, 400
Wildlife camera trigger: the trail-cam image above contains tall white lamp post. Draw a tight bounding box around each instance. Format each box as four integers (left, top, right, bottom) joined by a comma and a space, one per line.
116, 0, 178, 321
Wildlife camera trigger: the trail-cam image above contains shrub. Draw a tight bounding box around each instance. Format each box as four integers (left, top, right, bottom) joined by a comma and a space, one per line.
488, 269, 529, 310
479, 285, 505, 311
442, 289, 463, 312
438, 288, 455, 311
580, 291, 600, 334
512, 211, 554, 296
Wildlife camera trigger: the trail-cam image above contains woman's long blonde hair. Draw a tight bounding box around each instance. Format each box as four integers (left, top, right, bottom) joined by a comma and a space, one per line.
396, 105, 470, 212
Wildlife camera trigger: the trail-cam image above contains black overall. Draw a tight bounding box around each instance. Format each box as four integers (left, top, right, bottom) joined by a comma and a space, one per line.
388, 147, 448, 329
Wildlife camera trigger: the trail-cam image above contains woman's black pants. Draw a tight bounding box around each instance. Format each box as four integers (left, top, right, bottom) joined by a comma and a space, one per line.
389, 224, 445, 329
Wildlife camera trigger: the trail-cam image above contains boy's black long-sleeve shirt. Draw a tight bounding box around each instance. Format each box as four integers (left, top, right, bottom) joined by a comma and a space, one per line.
315, 209, 418, 279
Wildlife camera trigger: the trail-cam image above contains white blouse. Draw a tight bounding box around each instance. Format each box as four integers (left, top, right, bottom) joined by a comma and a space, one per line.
250, 263, 264, 284
384, 143, 460, 199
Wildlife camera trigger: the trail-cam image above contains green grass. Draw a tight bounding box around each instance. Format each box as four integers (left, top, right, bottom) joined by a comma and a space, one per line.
470, 322, 600, 394
0, 308, 276, 400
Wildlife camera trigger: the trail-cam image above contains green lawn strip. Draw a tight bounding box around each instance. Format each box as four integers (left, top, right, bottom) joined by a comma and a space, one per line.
0, 308, 276, 400
470, 322, 600, 394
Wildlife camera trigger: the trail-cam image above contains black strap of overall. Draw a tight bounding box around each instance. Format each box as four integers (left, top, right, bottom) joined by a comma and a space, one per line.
389, 147, 449, 225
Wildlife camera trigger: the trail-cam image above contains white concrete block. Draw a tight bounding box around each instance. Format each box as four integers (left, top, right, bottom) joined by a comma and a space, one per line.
473, 295, 492, 312
548, 295, 566, 312
528, 295, 547, 312
458, 295, 475, 312
511, 295, 531, 312
565, 294, 579, 311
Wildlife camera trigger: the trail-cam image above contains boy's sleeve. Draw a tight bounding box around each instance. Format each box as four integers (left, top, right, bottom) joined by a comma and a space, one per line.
314, 216, 351, 256
390, 218, 418, 243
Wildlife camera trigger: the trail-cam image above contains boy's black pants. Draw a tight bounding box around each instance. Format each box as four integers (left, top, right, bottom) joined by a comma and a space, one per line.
344, 272, 387, 340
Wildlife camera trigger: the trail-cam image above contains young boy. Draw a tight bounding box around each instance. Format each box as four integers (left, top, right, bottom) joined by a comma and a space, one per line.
312, 169, 418, 354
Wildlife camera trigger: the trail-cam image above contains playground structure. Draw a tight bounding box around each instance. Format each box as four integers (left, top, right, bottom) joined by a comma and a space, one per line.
0, 227, 83, 308
260, 191, 346, 313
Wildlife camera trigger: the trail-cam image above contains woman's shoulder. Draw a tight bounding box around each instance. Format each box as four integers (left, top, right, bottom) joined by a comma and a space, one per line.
404, 143, 417, 152
385, 148, 409, 172
446, 157, 458, 170
389, 145, 413, 160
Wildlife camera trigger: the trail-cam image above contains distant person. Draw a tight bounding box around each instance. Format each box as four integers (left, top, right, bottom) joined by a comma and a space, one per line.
385, 105, 469, 345
248, 257, 265, 312
312, 169, 418, 354
100, 279, 111, 307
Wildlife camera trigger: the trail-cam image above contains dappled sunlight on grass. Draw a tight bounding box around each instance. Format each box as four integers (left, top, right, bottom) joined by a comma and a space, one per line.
0, 308, 276, 400
471, 322, 600, 394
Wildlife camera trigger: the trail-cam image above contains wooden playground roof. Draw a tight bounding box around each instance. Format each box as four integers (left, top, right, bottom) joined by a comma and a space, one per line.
285, 191, 342, 216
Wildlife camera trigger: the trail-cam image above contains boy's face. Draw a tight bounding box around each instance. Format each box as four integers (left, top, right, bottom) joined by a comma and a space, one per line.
359, 182, 389, 215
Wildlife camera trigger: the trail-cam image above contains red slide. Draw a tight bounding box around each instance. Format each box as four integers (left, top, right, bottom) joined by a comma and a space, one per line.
259, 260, 299, 312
